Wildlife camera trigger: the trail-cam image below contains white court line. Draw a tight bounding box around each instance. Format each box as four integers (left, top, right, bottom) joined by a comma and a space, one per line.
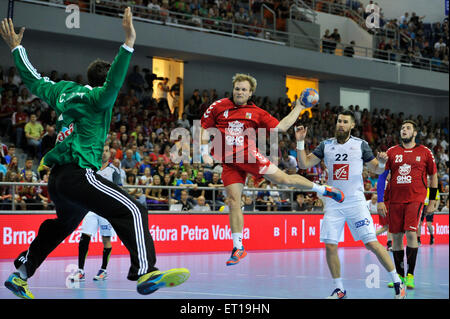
3, 285, 286, 299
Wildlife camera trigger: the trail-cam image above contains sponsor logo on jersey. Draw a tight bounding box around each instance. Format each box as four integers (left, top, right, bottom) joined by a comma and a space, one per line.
245, 112, 252, 119
333, 164, 349, 180
416, 156, 421, 162
225, 121, 244, 146
56, 123, 74, 144
355, 218, 370, 228
397, 163, 412, 184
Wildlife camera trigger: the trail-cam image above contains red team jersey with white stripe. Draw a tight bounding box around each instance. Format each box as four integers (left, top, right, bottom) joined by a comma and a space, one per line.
385, 144, 437, 204
200, 98, 279, 163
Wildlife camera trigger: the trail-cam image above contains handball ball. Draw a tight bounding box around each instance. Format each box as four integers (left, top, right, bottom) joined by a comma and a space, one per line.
300, 88, 319, 108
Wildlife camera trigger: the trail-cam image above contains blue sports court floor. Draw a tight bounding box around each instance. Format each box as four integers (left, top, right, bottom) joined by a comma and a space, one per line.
0, 245, 448, 299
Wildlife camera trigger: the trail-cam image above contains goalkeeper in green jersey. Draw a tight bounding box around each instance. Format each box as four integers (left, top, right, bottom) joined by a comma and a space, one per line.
1, 9, 189, 299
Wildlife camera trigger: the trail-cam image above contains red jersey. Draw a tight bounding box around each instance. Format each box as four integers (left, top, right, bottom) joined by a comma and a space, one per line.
385, 144, 437, 203
201, 98, 279, 163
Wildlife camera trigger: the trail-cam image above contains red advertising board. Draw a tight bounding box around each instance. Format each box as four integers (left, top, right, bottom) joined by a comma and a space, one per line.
0, 213, 448, 259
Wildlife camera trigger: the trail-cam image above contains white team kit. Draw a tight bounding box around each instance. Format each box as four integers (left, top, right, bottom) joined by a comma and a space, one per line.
312, 136, 377, 245
80, 164, 121, 237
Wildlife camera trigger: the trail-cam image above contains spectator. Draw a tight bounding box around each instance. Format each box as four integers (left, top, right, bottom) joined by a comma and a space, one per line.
191, 195, 210, 212
206, 172, 225, 209
343, 41, 356, 57
121, 149, 139, 174
169, 77, 182, 114
24, 113, 44, 158
177, 189, 194, 211
124, 173, 146, 206
40, 125, 56, 157
112, 158, 126, 186
17, 170, 39, 210
292, 193, 309, 211
322, 29, 334, 53
0, 96, 14, 137
190, 170, 208, 203
145, 174, 167, 210
174, 171, 195, 201
11, 103, 28, 148
156, 78, 170, 112
177, 112, 191, 129
330, 28, 342, 54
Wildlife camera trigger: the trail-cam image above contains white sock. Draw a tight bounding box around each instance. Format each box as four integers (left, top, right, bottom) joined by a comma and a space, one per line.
311, 183, 326, 195
390, 270, 401, 283
18, 264, 28, 280
333, 277, 344, 291
232, 233, 243, 249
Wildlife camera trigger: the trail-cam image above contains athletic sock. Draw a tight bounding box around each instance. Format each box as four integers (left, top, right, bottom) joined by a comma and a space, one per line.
311, 183, 326, 195
390, 270, 401, 284
406, 246, 418, 276
333, 277, 344, 291
17, 264, 28, 280
78, 233, 91, 270
101, 247, 112, 270
232, 233, 243, 249
393, 250, 405, 277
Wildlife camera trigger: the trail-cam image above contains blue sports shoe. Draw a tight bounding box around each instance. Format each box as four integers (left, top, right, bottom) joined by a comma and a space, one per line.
4, 272, 34, 299
137, 268, 190, 295
226, 247, 247, 266
322, 185, 345, 203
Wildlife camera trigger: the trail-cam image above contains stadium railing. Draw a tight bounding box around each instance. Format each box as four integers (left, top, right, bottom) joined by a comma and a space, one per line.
17, 0, 449, 73
0, 181, 448, 214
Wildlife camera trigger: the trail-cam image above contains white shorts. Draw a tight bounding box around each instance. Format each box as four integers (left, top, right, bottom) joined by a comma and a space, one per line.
320, 202, 377, 245
81, 211, 115, 237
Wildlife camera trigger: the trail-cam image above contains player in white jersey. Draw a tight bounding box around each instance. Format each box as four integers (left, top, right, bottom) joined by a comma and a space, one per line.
70, 145, 121, 282
296, 110, 406, 299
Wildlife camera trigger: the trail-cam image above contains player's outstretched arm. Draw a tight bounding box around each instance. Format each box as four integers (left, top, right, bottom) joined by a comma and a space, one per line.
122, 7, 136, 49
1, 18, 68, 109
89, 7, 135, 110
295, 125, 321, 169
0, 18, 24, 50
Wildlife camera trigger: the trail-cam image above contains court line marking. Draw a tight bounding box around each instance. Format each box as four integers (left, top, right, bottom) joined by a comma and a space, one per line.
0, 286, 286, 299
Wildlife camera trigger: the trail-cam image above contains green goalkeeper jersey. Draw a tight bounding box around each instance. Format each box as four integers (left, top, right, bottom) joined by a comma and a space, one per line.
12, 44, 133, 170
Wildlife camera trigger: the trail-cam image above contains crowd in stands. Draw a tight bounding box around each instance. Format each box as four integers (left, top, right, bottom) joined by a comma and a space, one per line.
1, 63, 449, 213
43, 1, 449, 72
372, 10, 449, 72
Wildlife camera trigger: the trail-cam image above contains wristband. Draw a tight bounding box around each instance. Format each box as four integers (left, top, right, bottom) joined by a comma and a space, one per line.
429, 187, 438, 201
200, 144, 209, 156
296, 140, 305, 151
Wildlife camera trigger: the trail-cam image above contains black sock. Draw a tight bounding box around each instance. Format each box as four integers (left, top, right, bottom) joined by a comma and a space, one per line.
78, 234, 91, 270
387, 240, 392, 247
406, 246, 419, 276
101, 247, 112, 270
417, 236, 421, 243
393, 250, 405, 277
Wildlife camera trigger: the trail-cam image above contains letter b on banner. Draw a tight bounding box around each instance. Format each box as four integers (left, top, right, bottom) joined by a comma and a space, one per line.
274, 227, 280, 237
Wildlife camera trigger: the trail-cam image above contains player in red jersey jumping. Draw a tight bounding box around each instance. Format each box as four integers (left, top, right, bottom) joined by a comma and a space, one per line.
377, 120, 438, 289
200, 73, 345, 265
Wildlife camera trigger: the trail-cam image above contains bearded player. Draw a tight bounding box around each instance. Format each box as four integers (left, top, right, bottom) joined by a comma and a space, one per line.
296, 110, 406, 299
377, 120, 438, 290
200, 74, 345, 266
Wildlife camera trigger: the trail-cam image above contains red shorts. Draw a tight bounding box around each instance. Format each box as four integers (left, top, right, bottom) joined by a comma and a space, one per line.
388, 202, 424, 234
221, 150, 272, 186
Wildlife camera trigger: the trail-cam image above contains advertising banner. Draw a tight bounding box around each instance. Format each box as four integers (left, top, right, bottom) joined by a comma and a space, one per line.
0, 213, 448, 259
